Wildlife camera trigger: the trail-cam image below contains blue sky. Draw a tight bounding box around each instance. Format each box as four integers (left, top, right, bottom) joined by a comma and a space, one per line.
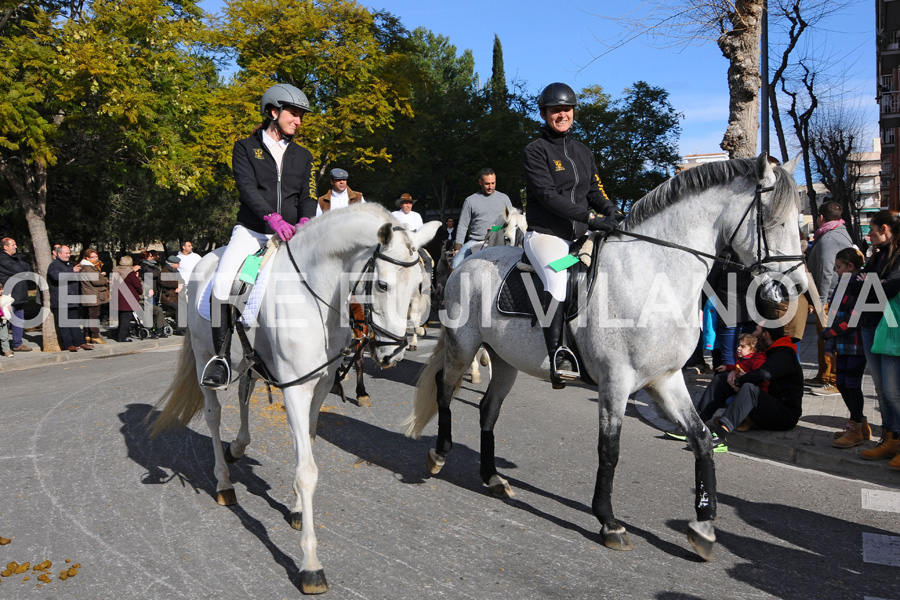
198, 0, 876, 159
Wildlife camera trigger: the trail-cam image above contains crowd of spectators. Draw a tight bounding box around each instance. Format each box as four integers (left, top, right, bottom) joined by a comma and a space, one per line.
0, 236, 197, 356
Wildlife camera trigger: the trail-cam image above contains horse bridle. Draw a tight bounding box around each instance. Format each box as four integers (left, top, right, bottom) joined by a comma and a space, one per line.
724, 182, 806, 277
248, 233, 421, 390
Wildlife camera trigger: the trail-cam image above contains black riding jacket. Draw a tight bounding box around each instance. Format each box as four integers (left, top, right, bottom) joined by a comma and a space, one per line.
522, 125, 616, 241
232, 130, 318, 235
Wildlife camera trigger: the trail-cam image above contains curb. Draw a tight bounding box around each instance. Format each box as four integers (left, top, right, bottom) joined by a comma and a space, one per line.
0, 335, 184, 373
631, 390, 900, 488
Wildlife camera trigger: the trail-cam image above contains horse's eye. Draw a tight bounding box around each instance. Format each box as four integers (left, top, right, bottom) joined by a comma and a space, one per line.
376, 281, 389, 292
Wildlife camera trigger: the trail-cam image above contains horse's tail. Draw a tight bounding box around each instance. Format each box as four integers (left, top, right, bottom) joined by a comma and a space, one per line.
146, 333, 205, 437
402, 327, 448, 439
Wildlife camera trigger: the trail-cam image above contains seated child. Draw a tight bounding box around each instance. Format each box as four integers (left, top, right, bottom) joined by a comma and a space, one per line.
696, 333, 767, 423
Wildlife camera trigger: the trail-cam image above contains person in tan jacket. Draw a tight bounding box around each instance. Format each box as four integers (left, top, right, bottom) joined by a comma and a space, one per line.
79, 248, 110, 344
316, 168, 364, 214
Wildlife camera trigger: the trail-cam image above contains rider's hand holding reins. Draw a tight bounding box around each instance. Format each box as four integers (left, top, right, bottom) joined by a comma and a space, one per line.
588, 213, 624, 233
265, 213, 297, 242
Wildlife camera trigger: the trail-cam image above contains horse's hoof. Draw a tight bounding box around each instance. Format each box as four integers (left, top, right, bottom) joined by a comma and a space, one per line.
480, 353, 489, 367
409, 345, 418, 351
487, 475, 515, 499
299, 569, 328, 595
687, 520, 716, 561
216, 489, 237, 506
290, 511, 303, 530
601, 525, 634, 551
427, 448, 446, 475
223, 443, 241, 464
357, 395, 372, 408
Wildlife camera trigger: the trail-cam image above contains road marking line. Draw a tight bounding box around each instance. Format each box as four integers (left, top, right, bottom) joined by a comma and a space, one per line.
862, 533, 900, 567
862, 488, 900, 513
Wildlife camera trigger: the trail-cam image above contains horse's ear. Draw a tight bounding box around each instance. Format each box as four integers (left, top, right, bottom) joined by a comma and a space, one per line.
413, 221, 442, 248
756, 152, 776, 184
503, 205, 512, 219
377, 222, 393, 246
783, 155, 800, 176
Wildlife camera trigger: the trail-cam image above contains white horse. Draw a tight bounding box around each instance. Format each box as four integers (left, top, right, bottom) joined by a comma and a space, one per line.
408, 249, 432, 351
469, 206, 527, 383
403, 155, 806, 561
150, 204, 438, 594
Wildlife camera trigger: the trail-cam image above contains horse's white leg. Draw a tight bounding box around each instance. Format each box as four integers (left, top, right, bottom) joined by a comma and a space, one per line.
224, 375, 256, 463
468, 357, 481, 384
201, 387, 237, 506
644, 371, 717, 561
282, 383, 328, 594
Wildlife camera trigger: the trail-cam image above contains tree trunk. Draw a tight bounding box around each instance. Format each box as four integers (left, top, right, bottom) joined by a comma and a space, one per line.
0, 158, 61, 352
718, 0, 764, 158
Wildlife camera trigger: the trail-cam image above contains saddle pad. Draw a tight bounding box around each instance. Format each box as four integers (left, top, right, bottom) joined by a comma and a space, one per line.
198, 256, 275, 327
497, 263, 546, 317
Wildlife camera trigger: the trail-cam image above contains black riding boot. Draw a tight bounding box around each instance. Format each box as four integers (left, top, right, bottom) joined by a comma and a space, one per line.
201, 300, 233, 389
541, 292, 578, 389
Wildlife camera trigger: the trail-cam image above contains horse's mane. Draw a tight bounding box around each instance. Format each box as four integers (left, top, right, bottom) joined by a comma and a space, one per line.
625, 158, 798, 231
288, 203, 395, 263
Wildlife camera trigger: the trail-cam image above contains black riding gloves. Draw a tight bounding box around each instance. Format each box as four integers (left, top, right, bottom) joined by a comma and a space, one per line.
588, 213, 624, 233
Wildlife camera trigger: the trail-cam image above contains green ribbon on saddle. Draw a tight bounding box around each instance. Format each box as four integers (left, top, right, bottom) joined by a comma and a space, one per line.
239, 239, 280, 285
548, 254, 580, 273
489, 224, 504, 232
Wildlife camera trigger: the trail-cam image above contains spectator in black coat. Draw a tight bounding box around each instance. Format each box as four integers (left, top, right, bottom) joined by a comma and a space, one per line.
47, 245, 92, 352
0, 237, 34, 352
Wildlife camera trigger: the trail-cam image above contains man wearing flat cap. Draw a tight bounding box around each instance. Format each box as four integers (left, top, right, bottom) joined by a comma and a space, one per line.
391, 193, 424, 231
317, 167, 365, 215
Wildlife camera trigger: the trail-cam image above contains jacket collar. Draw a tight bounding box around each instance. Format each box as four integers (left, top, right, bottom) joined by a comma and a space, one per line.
540, 124, 568, 145
766, 336, 797, 354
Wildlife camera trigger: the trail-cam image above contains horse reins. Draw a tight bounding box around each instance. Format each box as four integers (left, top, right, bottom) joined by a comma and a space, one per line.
612, 182, 805, 277
237, 234, 421, 391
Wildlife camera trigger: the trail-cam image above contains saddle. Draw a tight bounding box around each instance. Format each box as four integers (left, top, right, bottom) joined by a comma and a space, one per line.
198, 238, 281, 327
497, 232, 606, 321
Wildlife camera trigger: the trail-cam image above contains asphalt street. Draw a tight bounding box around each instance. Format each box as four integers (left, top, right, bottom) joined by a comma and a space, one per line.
1, 336, 899, 599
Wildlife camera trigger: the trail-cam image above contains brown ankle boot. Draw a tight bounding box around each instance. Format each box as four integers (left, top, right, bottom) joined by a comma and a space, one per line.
834, 417, 873, 440
861, 417, 872, 441
833, 420, 867, 449
889, 452, 900, 471
861, 432, 900, 461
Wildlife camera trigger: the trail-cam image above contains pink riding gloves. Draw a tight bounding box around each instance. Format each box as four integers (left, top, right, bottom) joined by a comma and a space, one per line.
297, 217, 310, 229
264, 213, 296, 242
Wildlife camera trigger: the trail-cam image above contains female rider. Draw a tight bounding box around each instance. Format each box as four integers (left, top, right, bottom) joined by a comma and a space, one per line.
202, 83, 318, 389
847, 211, 900, 467
522, 82, 622, 388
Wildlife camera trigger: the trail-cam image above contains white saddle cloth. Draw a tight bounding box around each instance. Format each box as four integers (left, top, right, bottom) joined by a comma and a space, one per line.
197, 257, 275, 327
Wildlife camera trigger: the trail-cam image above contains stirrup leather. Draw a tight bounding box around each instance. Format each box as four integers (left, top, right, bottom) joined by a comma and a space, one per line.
201, 355, 232, 390
552, 346, 579, 380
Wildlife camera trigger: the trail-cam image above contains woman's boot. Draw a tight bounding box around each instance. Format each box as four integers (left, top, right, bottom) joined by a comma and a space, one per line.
860, 431, 900, 460
540, 292, 578, 389
833, 420, 868, 449
201, 300, 232, 389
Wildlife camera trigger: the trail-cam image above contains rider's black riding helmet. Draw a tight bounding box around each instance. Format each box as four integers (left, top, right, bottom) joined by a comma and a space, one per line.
538, 82, 577, 110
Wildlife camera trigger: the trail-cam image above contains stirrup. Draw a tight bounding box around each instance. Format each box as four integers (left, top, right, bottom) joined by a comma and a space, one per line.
201, 355, 232, 390
552, 346, 579, 381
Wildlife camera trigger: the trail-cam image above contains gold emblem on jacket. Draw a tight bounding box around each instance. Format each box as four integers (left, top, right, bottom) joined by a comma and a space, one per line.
554, 160, 565, 172
254, 148, 264, 160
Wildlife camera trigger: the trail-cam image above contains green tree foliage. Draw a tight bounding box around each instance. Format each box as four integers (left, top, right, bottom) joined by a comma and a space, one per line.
573, 82, 682, 211
487, 34, 506, 110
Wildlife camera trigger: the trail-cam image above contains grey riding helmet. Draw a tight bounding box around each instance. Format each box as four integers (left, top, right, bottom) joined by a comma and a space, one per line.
260, 83, 310, 118
538, 82, 577, 110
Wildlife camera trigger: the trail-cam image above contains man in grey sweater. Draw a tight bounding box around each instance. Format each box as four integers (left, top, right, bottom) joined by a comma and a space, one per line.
452, 168, 514, 268
805, 200, 854, 394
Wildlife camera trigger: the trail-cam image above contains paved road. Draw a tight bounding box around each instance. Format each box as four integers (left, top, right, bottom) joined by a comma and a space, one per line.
1, 337, 899, 599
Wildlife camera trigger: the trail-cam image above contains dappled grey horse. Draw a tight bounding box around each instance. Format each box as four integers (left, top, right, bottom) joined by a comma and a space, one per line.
403, 154, 806, 561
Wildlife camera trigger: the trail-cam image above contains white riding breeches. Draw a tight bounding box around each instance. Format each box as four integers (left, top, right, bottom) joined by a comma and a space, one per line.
524, 231, 572, 303
212, 224, 271, 302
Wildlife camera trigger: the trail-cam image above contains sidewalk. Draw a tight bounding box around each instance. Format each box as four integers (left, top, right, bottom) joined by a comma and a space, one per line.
632, 316, 900, 487
0, 326, 184, 373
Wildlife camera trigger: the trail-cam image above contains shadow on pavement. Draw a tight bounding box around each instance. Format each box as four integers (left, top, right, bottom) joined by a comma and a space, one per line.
118, 403, 309, 593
